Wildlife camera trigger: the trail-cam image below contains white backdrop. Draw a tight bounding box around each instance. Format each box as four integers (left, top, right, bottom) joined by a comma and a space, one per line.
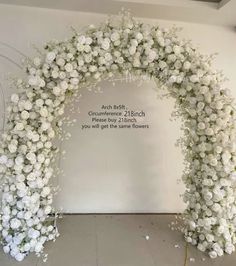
0, 4, 236, 213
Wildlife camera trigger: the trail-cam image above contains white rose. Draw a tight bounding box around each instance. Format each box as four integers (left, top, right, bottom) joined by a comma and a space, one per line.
77, 35, 86, 44
44, 206, 52, 215
77, 43, 84, 52
148, 50, 157, 62
53, 87, 61, 96
37, 154, 45, 163
60, 80, 68, 90
190, 75, 199, 83
104, 53, 112, 62
158, 61, 167, 69
209, 251, 217, 259
230, 172, 236, 181
41, 187, 51, 197
215, 101, 223, 110
10, 218, 21, 229
39, 107, 48, 118
24, 101, 32, 111
89, 65, 97, 72
216, 248, 223, 257
24, 211, 32, 220
210, 158, 218, 167
45, 141, 52, 149
52, 70, 59, 78
173, 45, 181, 55
65, 63, 73, 72
202, 75, 211, 86
24, 243, 31, 252
225, 244, 235, 254
197, 244, 205, 252
35, 99, 44, 108
198, 122, 205, 130
28, 228, 40, 239
206, 234, 214, 242
203, 191, 213, 201
135, 32, 143, 42
16, 174, 25, 182
41, 122, 50, 131
85, 37, 92, 45
70, 70, 78, 78
129, 46, 136, 55
111, 32, 120, 41
48, 130, 55, 138
33, 57, 41, 67
15, 123, 24, 131
94, 72, 101, 79
8, 144, 17, 153
222, 152, 231, 163
27, 172, 36, 181
169, 76, 177, 84
3, 245, 10, 254
11, 94, 19, 103
46, 52, 56, 63
183, 61, 191, 70
28, 76, 39, 86
197, 102, 205, 110
0, 155, 8, 164
206, 128, 214, 136
56, 57, 65, 66
101, 38, 110, 50
35, 242, 43, 253
16, 182, 26, 191
21, 110, 30, 120
32, 134, 40, 142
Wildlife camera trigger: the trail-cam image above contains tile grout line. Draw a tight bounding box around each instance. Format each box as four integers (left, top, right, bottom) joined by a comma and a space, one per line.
61, 213, 180, 215
138, 219, 157, 266
144, 239, 159, 266
184, 243, 188, 266
94, 216, 99, 266
36, 256, 40, 266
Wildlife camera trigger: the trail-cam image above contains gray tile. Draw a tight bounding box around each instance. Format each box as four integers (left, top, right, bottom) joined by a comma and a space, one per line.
0, 250, 38, 266
1, 214, 236, 266
37, 215, 97, 266
95, 215, 156, 266
137, 215, 186, 266
187, 243, 219, 266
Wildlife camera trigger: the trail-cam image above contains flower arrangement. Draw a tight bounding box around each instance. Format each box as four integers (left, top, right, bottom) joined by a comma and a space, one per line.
0, 11, 236, 261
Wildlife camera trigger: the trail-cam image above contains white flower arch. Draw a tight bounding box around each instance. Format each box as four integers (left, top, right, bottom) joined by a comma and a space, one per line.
0, 11, 236, 261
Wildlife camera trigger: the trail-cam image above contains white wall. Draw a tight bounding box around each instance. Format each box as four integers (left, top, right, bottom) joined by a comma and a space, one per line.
0, 4, 236, 213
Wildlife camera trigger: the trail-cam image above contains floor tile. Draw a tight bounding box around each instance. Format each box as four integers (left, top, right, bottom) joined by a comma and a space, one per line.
95, 215, 156, 266
37, 215, 97, 266
0, 215, 235, 266
0, 250, 38, 266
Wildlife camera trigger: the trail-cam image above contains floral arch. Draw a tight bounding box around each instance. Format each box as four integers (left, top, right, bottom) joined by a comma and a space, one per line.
0, 11, 236, 261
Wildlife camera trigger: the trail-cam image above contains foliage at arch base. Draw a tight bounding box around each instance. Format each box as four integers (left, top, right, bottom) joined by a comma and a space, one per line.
0, 11, 236, 261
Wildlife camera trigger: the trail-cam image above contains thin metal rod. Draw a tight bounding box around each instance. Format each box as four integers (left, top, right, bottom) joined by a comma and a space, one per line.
0, 54, 23, 69
0, 41, 27, 58
0, 82, 6, 133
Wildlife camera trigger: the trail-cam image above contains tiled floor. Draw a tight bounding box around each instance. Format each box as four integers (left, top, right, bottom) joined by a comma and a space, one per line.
0, 215, 235, 266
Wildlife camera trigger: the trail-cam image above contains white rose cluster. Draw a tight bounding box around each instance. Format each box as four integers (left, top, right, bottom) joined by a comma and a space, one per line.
0, 11, 236, 261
